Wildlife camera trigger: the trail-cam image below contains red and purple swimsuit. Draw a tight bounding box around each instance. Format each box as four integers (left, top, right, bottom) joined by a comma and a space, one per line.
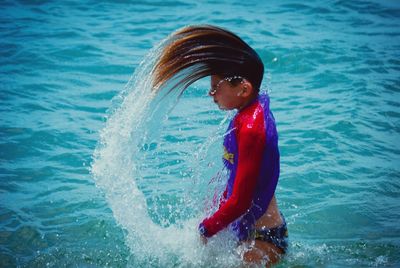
200, 93, 280, 240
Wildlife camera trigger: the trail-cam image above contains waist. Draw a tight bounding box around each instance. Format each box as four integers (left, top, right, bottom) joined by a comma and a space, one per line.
254, 195, 283, 229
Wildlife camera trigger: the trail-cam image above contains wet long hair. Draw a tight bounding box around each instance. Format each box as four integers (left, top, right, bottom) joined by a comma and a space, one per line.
152, 25, 264, 94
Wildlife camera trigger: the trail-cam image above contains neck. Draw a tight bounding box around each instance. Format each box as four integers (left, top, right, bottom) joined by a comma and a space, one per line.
238, 93, 258, 111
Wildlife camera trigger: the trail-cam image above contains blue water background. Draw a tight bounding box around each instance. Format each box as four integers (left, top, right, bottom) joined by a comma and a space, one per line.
1, 0, 400, 267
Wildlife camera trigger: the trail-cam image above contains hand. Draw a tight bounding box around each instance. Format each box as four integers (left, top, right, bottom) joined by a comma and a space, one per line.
200, 235, 208, 245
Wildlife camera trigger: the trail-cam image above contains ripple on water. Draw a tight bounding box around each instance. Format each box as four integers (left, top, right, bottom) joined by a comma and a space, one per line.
1, 0, 400, 266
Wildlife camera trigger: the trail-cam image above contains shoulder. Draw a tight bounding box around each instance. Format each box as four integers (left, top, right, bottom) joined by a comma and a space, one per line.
234, 100, 265, 136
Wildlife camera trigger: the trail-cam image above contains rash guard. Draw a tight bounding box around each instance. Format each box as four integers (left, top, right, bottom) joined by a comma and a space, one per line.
200, 93, 280, 240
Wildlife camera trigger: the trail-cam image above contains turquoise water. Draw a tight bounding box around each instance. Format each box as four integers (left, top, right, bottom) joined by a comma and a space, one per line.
1, 0, 400, 267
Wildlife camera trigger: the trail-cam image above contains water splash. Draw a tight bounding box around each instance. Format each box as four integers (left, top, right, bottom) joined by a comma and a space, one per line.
90, 35, 242, 267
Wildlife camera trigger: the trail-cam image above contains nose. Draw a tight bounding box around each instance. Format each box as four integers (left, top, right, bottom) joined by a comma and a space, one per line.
208, 88, 216, 96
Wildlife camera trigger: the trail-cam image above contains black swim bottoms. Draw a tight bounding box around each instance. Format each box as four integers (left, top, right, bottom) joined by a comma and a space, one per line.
249, 215, 289, 253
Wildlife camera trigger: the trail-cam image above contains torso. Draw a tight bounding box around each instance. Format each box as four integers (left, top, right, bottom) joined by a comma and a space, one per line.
225, 93, 281, 237
203, 93, 282, 240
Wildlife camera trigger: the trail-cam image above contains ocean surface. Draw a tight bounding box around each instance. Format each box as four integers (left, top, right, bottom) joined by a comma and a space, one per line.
1, 0, 399, 267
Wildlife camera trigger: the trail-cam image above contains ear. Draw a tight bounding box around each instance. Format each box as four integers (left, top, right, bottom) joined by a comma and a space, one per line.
239, 80, 254, 97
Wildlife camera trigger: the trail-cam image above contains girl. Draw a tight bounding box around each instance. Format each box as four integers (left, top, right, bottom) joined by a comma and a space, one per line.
152, 25, 288, 266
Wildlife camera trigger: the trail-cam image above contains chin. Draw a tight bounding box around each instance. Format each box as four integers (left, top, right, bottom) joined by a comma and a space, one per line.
215, 102, 230, 110
218, 105, 230, 111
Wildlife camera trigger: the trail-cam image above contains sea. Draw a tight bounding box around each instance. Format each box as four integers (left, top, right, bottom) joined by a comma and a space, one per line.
1, 0, 399, 267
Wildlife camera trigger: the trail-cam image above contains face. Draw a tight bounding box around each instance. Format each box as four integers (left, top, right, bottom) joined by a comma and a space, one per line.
209, 75, 244, 110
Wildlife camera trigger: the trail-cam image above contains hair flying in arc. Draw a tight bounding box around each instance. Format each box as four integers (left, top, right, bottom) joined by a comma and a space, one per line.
152, 25, 264, 94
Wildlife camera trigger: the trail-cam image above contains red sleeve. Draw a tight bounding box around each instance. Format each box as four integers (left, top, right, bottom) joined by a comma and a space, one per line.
202, 114, 266, 237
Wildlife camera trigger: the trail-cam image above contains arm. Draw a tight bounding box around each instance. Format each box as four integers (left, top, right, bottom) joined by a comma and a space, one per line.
200, 122, 266, 237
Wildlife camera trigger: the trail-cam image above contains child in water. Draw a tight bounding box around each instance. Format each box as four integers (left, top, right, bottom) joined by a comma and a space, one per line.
152, 25, 288, 266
